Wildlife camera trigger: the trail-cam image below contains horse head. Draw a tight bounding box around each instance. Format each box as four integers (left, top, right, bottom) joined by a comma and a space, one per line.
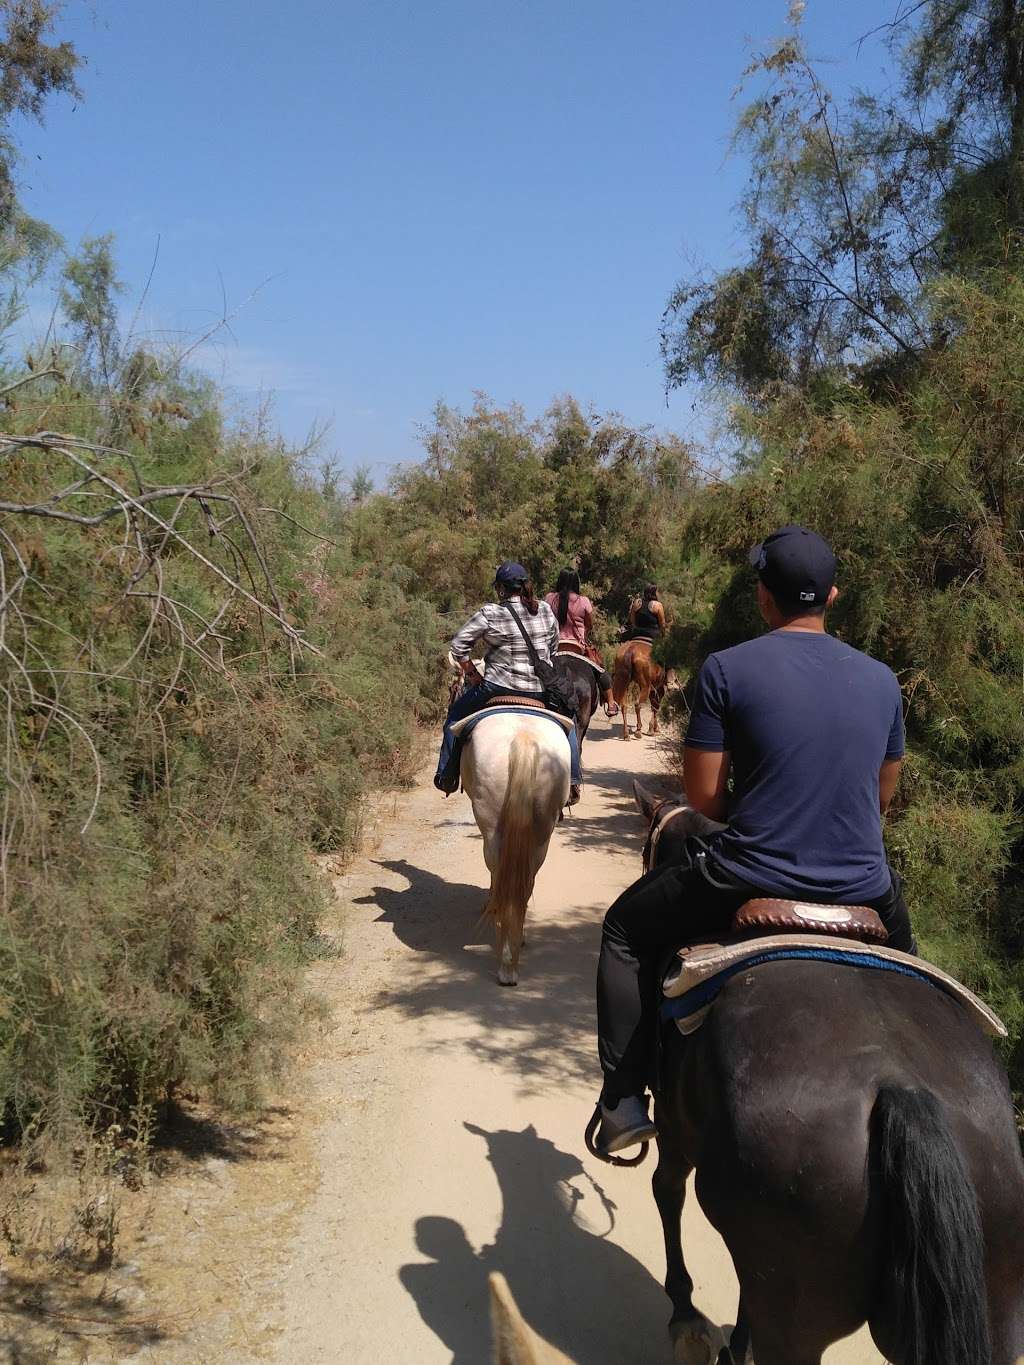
632, 780, 726, 872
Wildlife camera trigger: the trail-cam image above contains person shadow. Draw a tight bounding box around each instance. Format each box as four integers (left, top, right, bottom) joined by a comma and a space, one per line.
399, 1122, 671, 1363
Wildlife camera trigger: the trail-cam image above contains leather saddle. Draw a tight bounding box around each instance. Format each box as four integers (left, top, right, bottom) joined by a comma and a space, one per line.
732, 898, 887, 944
484, 694, 546, 710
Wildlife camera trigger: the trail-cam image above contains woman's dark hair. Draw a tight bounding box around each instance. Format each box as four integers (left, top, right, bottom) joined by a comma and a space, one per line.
642, 583, 658, 602
497, 576, 540, 615
555, 568, 580, 626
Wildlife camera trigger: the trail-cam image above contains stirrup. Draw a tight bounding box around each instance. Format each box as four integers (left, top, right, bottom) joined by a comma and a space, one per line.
584, 1103, 651, 1168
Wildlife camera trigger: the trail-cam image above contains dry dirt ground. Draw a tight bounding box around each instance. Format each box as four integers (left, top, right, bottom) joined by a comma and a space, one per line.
2, 716, 884, 1363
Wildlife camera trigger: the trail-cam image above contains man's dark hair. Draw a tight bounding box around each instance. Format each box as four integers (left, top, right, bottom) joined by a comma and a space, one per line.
769, 589, 827, 620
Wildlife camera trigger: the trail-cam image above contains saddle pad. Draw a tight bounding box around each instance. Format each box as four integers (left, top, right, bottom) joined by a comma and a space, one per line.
661, 934, 1006, 1039
555, 648, 606, 675
448, 705, 576, 740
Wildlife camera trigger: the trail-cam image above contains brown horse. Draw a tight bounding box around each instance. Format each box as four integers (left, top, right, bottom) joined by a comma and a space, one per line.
611, 639, 668, 740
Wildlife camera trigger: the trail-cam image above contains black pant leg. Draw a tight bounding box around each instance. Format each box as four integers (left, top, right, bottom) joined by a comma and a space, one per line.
868, 867, 916, 954
596, 862, 744, 1102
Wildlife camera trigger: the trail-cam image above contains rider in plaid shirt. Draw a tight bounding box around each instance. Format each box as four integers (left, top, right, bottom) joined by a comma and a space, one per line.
434, 561, 583, 800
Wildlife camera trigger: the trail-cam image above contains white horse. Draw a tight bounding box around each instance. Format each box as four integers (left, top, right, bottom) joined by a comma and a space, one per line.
452, 709, 570, 985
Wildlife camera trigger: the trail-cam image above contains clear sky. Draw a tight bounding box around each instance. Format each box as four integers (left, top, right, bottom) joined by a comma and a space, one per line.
15, 0, 901, 477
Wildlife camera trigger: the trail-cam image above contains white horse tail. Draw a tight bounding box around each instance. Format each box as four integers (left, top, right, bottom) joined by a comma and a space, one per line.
488, 729, 541, 966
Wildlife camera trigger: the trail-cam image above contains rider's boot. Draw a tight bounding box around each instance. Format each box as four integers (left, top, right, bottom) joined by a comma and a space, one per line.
567, 782, 582, 806
433, 746, 461, 795
602, 689, 620, 718
594, 1093, 657, 1155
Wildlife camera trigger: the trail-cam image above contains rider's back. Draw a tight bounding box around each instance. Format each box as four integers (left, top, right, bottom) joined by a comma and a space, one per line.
687, 630, 903, 901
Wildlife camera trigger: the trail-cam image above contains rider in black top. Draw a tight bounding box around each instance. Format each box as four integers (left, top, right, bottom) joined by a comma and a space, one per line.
629, 584, 664, 641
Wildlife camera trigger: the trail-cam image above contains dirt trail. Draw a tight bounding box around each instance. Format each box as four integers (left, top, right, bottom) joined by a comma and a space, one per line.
265, 717, 883, 1365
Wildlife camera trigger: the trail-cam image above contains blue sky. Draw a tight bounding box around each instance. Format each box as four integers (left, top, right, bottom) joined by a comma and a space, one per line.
15, 0, 901, 477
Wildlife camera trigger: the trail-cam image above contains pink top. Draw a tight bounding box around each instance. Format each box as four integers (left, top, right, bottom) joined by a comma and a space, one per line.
545, 591, 592, 647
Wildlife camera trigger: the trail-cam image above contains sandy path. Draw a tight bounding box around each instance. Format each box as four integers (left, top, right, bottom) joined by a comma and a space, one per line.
270, 716, 883, 1365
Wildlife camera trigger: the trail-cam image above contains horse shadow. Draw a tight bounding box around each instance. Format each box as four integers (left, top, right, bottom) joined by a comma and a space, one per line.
399, 1121, 670, 1364
354, 858, 492, 956
355, 858, 598, 1086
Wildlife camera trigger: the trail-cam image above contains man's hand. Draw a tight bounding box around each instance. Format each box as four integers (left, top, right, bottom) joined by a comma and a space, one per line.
683, 747, 731, 823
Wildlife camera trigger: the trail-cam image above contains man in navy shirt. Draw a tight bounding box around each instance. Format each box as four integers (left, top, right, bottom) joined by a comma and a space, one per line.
594, 525, 915, 1156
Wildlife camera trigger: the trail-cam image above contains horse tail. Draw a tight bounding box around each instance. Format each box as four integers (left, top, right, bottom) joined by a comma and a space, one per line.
871, 1084, 991, 1365
487, 730, 541, 947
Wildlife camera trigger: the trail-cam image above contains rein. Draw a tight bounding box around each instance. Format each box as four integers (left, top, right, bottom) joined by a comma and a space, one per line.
643, 799, 694, 873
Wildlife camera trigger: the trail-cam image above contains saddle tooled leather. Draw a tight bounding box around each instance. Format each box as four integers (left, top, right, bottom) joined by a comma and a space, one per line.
485, 694, 546, 710
733, 898, 888, 943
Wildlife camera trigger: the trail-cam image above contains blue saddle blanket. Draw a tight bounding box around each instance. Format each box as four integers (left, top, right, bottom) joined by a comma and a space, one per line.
449, 706, 574, 742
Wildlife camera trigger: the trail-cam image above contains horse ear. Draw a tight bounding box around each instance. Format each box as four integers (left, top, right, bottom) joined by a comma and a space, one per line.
489, 1273, 573, 1365
632, 780, 661, 823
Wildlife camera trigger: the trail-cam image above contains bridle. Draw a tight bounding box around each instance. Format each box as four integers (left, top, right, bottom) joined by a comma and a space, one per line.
642, 798, 695, 874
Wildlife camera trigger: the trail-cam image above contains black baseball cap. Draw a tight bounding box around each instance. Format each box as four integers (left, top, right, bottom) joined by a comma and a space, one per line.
748, 525, 836, 607
494, 560, 529, 585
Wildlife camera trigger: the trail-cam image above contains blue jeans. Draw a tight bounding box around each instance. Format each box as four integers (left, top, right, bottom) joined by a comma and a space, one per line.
436, 680, 582, 784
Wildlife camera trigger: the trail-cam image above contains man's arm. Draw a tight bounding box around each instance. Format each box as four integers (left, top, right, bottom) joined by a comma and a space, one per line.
879, 757, 902, 815
684, 747, 731, 823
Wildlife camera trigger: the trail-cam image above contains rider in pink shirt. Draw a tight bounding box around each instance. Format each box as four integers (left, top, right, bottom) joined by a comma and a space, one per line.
545, 569, 618, 716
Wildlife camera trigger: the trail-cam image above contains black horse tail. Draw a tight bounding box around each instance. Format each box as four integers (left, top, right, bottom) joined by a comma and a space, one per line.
871, 1084, 992, 1365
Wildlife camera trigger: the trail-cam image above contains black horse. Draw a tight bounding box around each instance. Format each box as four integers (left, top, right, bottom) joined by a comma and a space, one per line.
632, 783, 1024, 1365
553, 651, 600, 755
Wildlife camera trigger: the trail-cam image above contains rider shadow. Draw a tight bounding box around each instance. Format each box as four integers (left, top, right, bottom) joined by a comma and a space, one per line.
399, 1122, 669, 1365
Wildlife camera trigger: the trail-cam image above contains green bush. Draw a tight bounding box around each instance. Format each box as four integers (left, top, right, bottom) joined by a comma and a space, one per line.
0, 378, 444, 1137
658, 276, 1024, 1096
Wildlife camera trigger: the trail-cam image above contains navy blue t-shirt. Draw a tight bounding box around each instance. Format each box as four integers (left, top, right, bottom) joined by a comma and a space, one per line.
685, 630, 904, 901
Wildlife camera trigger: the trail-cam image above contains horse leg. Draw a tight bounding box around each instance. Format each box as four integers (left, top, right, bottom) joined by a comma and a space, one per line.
653, 1139, 723, 1365
649, 687, 662, 735
636, 683, 652, 737
725, 1304, 753, 1364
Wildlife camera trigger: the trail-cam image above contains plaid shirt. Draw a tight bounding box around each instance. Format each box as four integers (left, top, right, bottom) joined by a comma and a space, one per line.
450, 597, 559, 694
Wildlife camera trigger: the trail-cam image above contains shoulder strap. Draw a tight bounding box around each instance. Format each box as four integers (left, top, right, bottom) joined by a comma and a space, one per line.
504, 602, 542, 669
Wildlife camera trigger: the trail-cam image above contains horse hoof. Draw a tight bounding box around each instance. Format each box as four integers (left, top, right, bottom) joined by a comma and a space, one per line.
670, 1315, 725, 1365
498, 966, 518, 986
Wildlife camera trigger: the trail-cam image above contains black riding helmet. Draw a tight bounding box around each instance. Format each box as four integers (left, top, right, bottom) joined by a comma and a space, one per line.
494, 561, 529, 588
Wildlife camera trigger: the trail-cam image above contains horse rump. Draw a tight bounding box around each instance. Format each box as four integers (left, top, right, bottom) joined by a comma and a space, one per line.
870, 1083, 991, 1365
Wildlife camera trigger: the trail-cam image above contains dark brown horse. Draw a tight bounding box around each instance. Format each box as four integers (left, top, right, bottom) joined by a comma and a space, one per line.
611, 640, 668, 741
631, 785, 1024, 1365
553, 650, 599, 755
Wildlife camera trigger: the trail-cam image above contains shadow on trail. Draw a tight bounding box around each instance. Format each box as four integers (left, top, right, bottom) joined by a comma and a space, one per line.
356, 858, 491, 955
562, 763, 674, 856
355, 858, 597, 1087
399, 1122, 669, 1365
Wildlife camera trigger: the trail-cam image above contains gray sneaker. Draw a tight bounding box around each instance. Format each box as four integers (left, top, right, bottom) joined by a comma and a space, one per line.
595, 1094, 657, 1155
